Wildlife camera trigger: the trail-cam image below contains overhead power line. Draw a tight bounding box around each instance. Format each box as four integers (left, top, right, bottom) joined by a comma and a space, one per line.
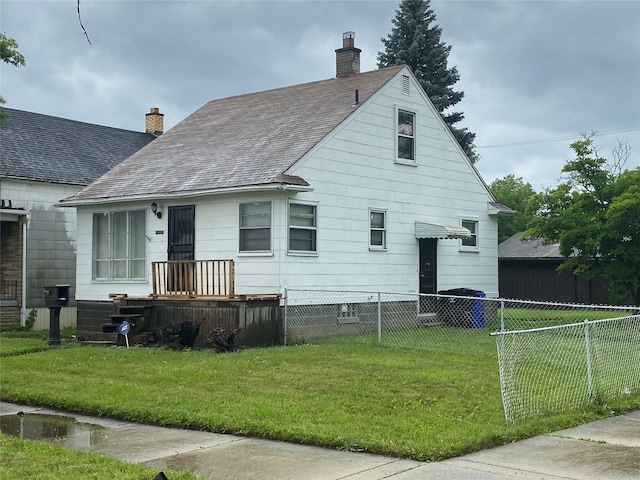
477, 126, 640, 149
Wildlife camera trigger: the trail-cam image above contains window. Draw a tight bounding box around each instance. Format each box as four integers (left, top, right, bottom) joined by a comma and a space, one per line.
337, 303, 359, 323
289, 203, 316, 252
461, 220, 478, 248
397, 110, 415, 160
370, 209, 386, 249
239, 202, 271, 252
93, 210, 145, 280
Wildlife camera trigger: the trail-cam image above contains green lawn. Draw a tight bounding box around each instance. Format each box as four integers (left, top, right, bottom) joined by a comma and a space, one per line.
0, 433, 203, 480
0, 328, 76, 357
1, 333, 637, 463
501, 306, 634, 330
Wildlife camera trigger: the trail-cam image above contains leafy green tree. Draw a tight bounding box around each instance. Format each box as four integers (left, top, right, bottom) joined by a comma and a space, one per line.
0, 32, 26, 124
378, 0, 478, 161
489, 175, 536, 243
525, 139, 640, 305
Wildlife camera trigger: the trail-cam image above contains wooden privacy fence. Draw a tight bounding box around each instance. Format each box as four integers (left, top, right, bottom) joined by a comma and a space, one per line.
152, 260, 235, 297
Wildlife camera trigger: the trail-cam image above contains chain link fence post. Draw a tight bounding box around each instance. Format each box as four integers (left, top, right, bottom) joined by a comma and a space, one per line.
584, 320, 593, 399
377, 291, 382, 346
283, 287, 288, 346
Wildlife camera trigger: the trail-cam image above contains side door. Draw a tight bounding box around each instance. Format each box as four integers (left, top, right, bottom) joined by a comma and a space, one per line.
419, 238, 437, 313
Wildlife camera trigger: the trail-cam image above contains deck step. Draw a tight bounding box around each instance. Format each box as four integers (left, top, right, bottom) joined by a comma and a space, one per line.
109, 314, 144, 323
80, 340, 117, 347
76, 331, 118, 343
114, 305, 147, 314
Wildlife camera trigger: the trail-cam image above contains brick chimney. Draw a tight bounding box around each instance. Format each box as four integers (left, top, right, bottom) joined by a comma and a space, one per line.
335, 31, 361, 77
145, 107, 164, 136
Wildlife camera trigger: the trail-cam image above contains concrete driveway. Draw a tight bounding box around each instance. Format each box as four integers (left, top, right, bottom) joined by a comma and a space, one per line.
1, 402, 638, 479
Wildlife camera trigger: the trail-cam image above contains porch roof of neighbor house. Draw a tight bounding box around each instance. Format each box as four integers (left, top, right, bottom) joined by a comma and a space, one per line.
0, 109, 155, 186
60, 65, 406, 205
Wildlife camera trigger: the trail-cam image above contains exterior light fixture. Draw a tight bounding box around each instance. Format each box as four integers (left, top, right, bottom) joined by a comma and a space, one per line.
150, 202, 162, 219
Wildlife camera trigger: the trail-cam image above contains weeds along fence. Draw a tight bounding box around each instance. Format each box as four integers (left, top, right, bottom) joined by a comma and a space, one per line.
491, 315, 640, 423
283, 288, 636, 351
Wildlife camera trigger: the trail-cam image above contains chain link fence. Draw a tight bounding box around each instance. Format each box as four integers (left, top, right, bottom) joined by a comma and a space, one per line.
283, 288, 635, 349
492, 316, 640, 423
284, 288, 639, 422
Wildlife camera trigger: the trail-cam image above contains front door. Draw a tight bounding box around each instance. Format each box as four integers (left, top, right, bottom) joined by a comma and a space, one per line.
419, 238, 437, 313
167, 206, 195, 292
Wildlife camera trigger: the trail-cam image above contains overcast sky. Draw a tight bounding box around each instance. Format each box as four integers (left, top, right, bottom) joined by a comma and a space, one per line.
2, 0, 639, 190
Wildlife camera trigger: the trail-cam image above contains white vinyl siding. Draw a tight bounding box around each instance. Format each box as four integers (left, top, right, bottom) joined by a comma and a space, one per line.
93, 210, 145, 280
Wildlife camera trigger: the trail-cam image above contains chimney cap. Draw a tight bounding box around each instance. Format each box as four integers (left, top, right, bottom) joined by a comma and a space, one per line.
342, 31, 356, 48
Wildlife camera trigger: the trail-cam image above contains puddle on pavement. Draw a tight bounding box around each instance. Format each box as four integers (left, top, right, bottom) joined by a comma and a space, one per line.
1, 413, 107, 449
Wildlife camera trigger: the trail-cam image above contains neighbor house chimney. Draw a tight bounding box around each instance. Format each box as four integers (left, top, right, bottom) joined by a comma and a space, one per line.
145, 107, 164, 136
335, 31, 361, 77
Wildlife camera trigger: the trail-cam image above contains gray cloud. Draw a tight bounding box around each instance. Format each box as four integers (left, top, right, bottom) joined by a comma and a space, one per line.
2, 0, 638, 190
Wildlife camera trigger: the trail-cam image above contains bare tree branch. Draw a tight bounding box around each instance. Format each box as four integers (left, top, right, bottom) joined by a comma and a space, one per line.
77, 0, 92, 45
610, 139, 632, 177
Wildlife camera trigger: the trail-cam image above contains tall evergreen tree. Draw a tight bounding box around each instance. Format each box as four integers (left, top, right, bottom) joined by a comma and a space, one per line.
378, 0, 478, 161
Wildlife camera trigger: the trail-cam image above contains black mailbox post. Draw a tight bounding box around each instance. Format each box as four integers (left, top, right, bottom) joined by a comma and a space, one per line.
44, 285, 70, 345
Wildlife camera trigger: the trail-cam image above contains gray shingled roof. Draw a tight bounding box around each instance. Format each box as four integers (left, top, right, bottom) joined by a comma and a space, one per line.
0, 108, 155, 185
62, 66, 405, 203
498, 232, 561, 259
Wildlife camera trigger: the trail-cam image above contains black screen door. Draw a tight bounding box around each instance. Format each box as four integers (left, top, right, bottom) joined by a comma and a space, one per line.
167, 206, 195, 292
419, 238, 437, 313
168, 206, 195, 261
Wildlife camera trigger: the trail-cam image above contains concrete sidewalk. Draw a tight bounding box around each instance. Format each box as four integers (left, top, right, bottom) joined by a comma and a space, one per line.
1, 401, 638, 479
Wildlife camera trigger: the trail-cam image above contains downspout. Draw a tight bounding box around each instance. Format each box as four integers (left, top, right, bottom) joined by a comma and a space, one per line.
20, 212, 30, 327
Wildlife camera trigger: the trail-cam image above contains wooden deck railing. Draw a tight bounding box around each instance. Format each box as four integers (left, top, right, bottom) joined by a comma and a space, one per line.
152, 260, 235, 298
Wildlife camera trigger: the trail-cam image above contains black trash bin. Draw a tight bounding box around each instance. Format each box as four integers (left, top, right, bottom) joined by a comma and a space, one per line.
437, 288, 485, 328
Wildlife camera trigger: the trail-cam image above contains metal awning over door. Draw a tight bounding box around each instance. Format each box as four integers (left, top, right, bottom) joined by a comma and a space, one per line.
415, 221, 471, 239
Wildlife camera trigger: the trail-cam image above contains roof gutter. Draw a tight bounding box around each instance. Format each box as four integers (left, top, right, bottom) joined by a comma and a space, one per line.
57, 182, 314, 207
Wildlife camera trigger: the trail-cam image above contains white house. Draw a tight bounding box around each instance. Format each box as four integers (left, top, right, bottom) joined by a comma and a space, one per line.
60, 33, 511, 327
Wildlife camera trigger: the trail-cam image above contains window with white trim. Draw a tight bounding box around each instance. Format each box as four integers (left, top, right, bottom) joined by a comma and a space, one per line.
370, 209, 386, 249
239, 202, 271, 252
461, 219, 478, 248
289, 203, 316, 252
93, 210, 146, 280
397, 109, 415, 161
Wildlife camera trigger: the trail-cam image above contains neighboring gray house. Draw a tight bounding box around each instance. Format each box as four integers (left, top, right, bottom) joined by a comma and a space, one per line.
0, 108, 160, 328
498, 232, 611, 304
